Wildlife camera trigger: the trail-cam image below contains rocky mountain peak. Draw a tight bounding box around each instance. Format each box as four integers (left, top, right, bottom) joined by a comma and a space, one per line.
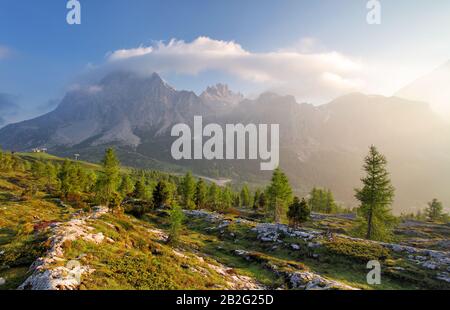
200, 83, 243, 105
99, 71, 170, 90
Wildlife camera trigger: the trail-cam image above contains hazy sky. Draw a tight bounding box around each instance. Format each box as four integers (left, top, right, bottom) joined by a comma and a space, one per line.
1, 0, 449, 124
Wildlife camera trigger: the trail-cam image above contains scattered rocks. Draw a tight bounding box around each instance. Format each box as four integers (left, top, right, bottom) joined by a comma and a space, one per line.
53, 198, 70, 209
234, 250, 252, 261
18, 206, 109, 290
218, 221, 231, 230
252, 223, 320, 244
291, 244, 300, 250
422, 261, 438, 270
20, 265, 94, 290
148, 228, 168, 242
233, 249, 356, 290
392, 267, 405, 271
206, 262, 265, 290
436, 272, 450, 283
333, 235, 450, 278
289, 271, 357, 290
173, 249, 189, 259
188, 208, 450, 286
184, 210, 223, 223
308, 242, 320, 249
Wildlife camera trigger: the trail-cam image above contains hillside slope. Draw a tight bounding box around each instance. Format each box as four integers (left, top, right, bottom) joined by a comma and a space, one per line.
0, 155, 449, 290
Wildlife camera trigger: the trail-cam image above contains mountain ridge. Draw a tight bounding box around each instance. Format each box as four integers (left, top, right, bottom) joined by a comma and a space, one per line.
1, 71, 449, 212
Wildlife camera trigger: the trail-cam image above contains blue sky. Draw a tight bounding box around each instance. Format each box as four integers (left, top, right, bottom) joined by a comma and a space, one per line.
1, 0, 450, 124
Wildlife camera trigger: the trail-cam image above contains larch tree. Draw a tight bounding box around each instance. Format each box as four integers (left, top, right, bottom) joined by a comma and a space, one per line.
119, 174, 135, 197
153, 180, 175, 208
181, 172, 196, 209
167, 202, 184, 244
426, 199, 444, 222
194, 178, 207, 209
220, 185, 234, 211
354, 145, 396, 241
97, 148, 121, 210
266, 167, 293, 223
240, 184, 251, 208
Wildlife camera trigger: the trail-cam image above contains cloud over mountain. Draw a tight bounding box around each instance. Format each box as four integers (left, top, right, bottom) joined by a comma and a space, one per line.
104, 37, 364, 103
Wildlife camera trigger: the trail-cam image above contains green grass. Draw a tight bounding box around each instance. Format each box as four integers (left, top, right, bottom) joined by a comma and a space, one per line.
0, 170, 73, 289
1, 153, 448, 290
60, 213, 233, 290
163, 211, 448, 290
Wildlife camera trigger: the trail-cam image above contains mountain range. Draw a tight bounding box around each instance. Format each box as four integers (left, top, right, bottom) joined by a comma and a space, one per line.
1, 71, 449, 213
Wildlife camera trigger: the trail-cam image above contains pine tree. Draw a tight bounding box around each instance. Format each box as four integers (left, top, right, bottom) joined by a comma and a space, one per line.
181, 172, 196, 209
58, 160, 82, 199
308, 187, 320, 212
307, 187, 337, 214
97, 148, 121, 210
240, 184, 251, 208
287, 197, 310, 228
252, 189, 261, 210
119, 175, 135, 197
266, 167, 293, 223
134, 175, 151, 202
194, 179, 207, 209
153, 180, 174, 208
207, 183, 221, 210
324, 190, 337, 214
58, 160, 72, 197
426, 199, 444, 222
84, 170, 97, 192
167, 203, 184, 244
354, 146, 396, 241
220, 186, 234, 211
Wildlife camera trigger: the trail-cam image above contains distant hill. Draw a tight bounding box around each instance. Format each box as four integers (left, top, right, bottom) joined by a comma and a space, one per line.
396, 60, 450, 121
1, 71, 449, 213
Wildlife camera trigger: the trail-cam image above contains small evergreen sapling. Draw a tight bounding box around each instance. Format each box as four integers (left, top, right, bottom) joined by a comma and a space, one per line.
287, 197, 310, 228
168, 203, 184, 244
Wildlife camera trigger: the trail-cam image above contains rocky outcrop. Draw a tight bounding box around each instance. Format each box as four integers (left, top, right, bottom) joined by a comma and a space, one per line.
19, 206, 109, 290
288, 271, 357, 290
252, 223, 320, 243
185, 209, 450, 287
234, 250, 357, 290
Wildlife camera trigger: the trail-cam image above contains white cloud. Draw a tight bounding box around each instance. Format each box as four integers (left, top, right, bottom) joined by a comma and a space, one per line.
103, 36, 367, 103
108, 45, 154, 61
